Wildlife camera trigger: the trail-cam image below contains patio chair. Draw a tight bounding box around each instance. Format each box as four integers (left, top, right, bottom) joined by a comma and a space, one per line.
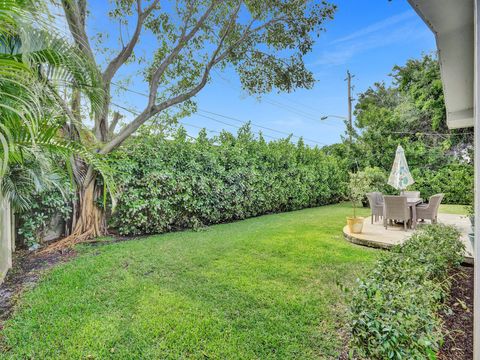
400, 190, 420, 199
416, 193, 444, 224
383, 195, 410, 231
366, 192, 384, 224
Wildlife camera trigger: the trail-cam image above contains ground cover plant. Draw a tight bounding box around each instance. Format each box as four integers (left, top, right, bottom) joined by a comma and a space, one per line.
350, 224, 465, 359
1, 203, 378, 359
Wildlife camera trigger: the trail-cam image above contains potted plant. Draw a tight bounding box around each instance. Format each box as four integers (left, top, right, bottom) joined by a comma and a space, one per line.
354, 167, 387, 207
347, 172, 369, 233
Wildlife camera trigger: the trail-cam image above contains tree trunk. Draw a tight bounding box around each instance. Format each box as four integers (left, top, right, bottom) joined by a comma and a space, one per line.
72, 177, 106, 238
43, 171, 106, 252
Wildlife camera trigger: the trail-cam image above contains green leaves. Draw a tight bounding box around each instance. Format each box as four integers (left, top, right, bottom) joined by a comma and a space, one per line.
110, 126, 347, 235
0, 0, 116, 214
352, 54, 473, 205
350, 224, 464, 359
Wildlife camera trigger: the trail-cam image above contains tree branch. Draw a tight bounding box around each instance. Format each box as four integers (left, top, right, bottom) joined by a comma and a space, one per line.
148, 0, 219, 108
100, 1, 295, 154
108, 111, 123, 139
213, 15, 289, 65
101, 4, 240, 154
102, 0, 159, 85
61, 0, 95, 61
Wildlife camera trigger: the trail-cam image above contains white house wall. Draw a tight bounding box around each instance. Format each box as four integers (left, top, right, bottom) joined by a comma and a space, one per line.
408, 0, 475, 128
0, 197, 13, 284
474, 1, 480, 358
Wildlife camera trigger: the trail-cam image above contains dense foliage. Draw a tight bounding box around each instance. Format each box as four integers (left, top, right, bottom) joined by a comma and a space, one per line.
17, 186, 74, 248
347, 54, 473, 204
110, 125, 347, 235
0, 0, 114, 249
350, 224, 464, 359
349, 167, 388, 207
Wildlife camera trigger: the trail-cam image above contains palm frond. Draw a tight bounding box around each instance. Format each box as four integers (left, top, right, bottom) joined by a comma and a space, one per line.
0, 0, 115, 210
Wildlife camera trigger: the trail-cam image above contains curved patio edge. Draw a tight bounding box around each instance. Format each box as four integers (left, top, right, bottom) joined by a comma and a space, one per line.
343, 217, 474, 266
343, 225, 394, 250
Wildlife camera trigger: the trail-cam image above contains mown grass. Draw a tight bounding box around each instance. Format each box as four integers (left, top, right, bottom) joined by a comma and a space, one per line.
1, 203, 378, 359
439, 204, 468, 215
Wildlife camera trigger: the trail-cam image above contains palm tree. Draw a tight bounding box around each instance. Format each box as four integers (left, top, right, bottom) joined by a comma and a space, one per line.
0, 0, 114, 249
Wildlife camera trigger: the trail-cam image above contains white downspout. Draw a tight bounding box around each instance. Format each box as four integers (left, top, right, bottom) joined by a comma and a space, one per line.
475, 1, 480, 359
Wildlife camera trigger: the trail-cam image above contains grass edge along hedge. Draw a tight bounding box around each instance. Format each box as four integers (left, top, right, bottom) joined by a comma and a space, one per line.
110, 126, 348, 235
349, 224, 465, 359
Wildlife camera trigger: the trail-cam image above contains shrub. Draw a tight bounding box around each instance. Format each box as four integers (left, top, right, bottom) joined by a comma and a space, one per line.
350, 167, 388, 207
350, 224, 464, 359
17, 183, 74, 248
410, 164, 473, 205
110, 126, 348, 235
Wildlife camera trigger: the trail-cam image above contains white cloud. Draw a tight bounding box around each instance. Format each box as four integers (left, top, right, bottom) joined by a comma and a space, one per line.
314, 12, 431, 66
331, 11, 416, 44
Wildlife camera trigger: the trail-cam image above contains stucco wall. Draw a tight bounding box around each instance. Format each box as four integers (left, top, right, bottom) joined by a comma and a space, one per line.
0, 197, 13, 284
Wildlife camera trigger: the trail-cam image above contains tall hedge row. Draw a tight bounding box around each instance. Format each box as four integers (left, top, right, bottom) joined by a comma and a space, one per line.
411, 164, 473, 205
110, 126, 348, 235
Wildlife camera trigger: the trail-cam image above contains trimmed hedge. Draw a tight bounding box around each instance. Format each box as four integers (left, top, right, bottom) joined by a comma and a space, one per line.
110, 126, 348, 235
350, 224, 465, 359
411, 164, 473, 205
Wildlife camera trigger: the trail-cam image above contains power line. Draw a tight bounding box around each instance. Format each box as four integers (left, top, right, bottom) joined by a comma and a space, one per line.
181, 121, 220, 134
385, 131, 474, 137
110, 101, 324, 145
110, 101, 140, 115
211, 71, 343, 129
111, 101, 471, 144
192, 113, 285, 142
197, 109, 327, 145
110, 82, 328, 145
110, 81, 338, 132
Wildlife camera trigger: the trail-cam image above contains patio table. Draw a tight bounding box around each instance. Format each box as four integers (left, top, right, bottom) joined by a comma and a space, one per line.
407, 198, 422, 229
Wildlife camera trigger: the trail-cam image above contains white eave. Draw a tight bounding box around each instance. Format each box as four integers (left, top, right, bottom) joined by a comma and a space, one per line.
408, 0, 474, 129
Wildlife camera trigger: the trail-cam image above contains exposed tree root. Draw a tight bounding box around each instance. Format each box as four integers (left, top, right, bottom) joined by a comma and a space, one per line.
38, 180, 106, 254
38, 229, 97, 254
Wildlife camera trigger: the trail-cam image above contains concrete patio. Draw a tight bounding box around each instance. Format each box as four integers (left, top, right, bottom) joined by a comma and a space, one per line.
343, 213, 474, 264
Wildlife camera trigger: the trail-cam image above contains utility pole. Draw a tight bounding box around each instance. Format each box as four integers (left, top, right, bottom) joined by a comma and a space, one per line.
346, 70, 354, 143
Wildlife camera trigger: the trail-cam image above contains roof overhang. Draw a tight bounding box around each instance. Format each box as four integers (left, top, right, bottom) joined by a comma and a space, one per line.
408, 0, 474, 129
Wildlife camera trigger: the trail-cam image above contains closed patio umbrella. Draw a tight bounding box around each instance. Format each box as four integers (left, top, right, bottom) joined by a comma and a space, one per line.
388, 145, 414, 190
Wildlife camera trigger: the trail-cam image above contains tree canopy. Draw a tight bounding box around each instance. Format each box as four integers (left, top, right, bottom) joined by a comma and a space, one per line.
350, 54, 473, 204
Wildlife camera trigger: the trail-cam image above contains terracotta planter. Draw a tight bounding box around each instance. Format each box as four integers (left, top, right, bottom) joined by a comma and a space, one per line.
347, 216, 365, 234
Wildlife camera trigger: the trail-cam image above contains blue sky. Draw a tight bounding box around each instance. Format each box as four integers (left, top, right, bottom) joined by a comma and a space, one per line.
79, 1, 436, 146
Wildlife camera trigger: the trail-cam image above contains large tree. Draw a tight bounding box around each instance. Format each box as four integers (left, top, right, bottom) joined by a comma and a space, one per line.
53, 0, 337, 242
351, 54, 473, 204
0, 1, 112, 217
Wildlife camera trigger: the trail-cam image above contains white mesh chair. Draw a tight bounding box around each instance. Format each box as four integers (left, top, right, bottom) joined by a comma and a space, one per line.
400, 190, 420, 198
383, 196, 410, 231
366, 192, 384, 224
416, 193, 444, 224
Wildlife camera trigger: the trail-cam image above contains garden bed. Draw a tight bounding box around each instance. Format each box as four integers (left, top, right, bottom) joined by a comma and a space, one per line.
0, 249, 75, 328
438, 266, 473, 360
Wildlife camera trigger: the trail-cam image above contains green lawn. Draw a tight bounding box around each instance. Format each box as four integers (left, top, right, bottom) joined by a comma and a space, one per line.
1, 203, 378, 359
439, 204, 468, 215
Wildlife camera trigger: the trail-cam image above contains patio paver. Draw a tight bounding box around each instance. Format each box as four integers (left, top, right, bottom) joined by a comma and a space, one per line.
343, 213, 473, 264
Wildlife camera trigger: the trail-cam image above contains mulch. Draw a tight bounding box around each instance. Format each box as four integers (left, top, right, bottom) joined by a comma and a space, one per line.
438, 266, 473, 360
0, 248, 76, 328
